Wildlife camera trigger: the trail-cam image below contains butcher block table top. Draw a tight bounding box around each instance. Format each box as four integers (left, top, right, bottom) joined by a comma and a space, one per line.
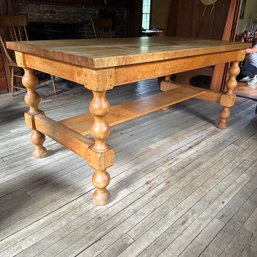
7, 37, 249, 68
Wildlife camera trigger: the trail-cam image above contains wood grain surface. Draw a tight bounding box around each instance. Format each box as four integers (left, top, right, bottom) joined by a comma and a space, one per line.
7, 37, 251, 68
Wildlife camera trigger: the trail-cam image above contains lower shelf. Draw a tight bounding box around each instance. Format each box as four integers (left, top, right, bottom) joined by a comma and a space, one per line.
59, 86, 204, 135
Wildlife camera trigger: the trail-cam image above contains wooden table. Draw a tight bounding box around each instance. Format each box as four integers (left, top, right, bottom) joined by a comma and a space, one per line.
7, 37, 250, 205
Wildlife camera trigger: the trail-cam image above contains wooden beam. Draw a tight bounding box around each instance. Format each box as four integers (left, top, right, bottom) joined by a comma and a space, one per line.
194, 91, 222, 103
60, 86, 204, 135
160, 81, 222, 103
115, 50, 245, 86
210, 0, 243, 92
25, 112, 115, 171
15, 53, 115, 91
25, 113, 93, 159
17, 50, 245, 90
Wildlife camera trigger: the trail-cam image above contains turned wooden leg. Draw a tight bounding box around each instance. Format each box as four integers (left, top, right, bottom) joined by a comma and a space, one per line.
217, 62, 240, 129
22, 68, 47, 158
218, 107, 230, 129
92, 169, 110, 205
31, 130, 47, 158
89, 91, 112, 205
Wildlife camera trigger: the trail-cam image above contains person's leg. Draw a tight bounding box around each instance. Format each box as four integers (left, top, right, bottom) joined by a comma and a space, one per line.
237, 64, 257, 81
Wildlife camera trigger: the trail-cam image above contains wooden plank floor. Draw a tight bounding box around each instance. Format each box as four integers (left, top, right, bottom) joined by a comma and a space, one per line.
0, 79, 257, 257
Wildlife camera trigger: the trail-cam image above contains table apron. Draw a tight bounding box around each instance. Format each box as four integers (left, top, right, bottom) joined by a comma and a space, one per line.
15, 50, 245, 91
115, 50, 245, 86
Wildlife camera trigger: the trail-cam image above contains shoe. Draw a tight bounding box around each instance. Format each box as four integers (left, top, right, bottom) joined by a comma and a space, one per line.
240, 76, 251, 82
247, 75, 257, 87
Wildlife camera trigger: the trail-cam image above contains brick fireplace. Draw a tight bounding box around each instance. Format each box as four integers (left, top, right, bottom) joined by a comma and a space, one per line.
12, 0, 130, 39
0, 0, 142, 92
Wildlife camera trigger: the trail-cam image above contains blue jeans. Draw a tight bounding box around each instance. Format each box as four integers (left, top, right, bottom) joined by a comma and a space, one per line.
237, 64, 257, 81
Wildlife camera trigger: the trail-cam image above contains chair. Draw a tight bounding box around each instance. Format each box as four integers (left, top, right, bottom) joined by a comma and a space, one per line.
91, 18, 112, 39
0, 15, 56, 96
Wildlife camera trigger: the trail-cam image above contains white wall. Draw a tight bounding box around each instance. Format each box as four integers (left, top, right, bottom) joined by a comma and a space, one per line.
237, 0, 257, 33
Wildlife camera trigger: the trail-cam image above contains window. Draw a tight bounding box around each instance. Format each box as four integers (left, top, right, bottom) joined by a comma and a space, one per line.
142, 0, 151, 30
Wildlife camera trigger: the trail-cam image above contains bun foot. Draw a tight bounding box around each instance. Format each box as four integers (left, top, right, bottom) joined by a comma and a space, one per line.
93, 189, 110, 205
32, 146, 47, 158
